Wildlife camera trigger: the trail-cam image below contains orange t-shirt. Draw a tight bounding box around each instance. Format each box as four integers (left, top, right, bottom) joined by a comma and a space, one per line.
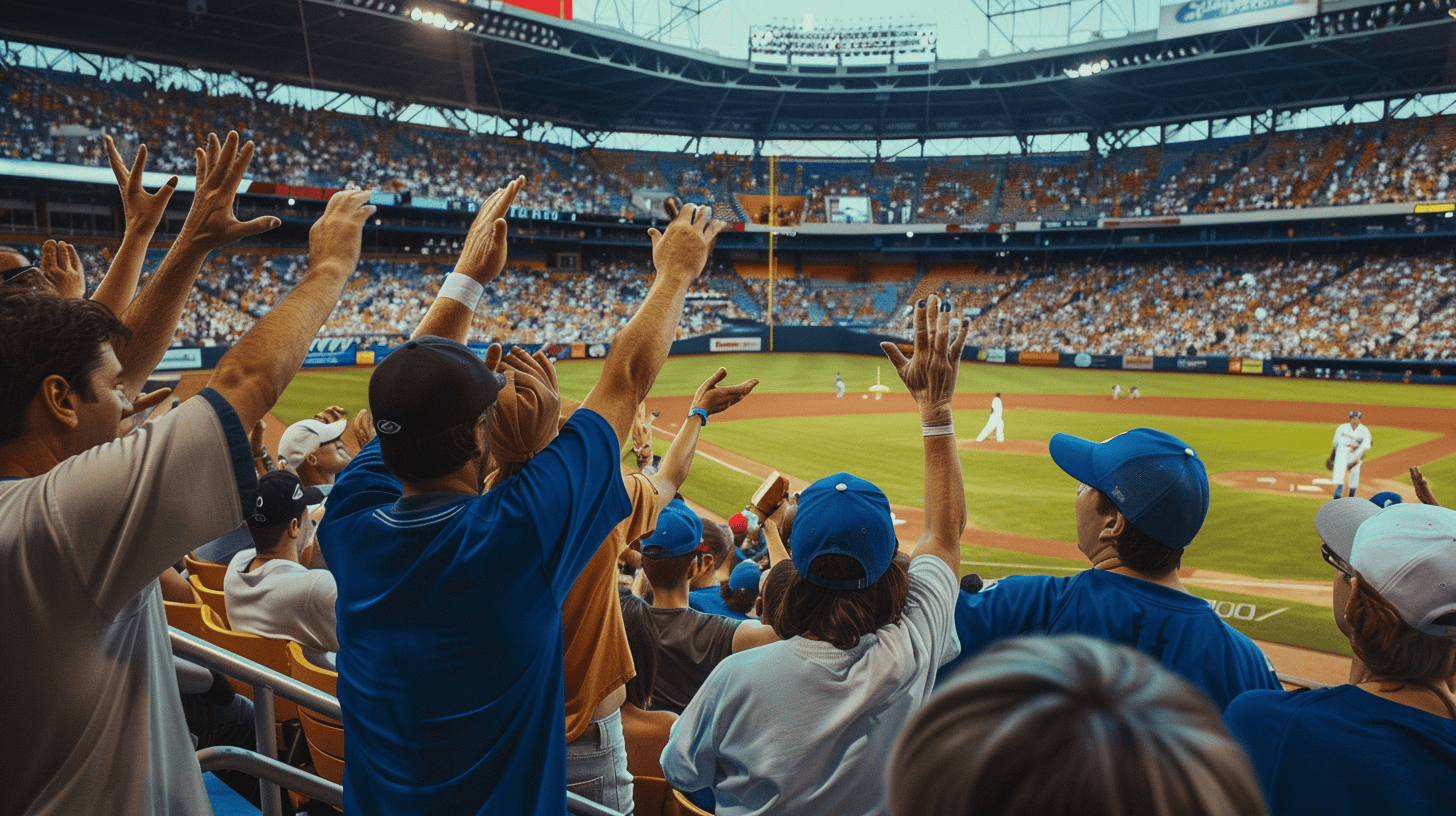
562, 472, 660, 741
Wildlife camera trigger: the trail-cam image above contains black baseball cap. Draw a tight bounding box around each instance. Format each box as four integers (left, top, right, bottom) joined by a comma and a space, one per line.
251, 471, 324, 525
369, 336, 506, 442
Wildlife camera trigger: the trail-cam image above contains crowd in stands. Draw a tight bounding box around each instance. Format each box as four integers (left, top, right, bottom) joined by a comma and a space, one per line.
4, 120, 1455, 816
11, 62, 1456, 226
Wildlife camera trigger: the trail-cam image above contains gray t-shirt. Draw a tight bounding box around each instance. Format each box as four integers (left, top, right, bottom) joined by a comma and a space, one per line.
0, 391, 252, 815
225, 548, 339, 669
646, 605, 741, 715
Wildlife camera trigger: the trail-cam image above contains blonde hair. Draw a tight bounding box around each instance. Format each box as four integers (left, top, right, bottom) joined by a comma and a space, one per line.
890, 635, 1266, 816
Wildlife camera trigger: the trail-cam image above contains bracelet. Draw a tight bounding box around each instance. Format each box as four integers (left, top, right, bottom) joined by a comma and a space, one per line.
439, 272, 485, 310
689, 407, 709, 427
921, 424, 956, 437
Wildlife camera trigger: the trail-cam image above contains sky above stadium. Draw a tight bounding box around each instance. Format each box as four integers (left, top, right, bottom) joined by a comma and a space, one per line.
575, 0, 1162, 60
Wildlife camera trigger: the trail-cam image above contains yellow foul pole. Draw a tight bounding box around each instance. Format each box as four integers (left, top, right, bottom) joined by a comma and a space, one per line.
768, 154, 776, 352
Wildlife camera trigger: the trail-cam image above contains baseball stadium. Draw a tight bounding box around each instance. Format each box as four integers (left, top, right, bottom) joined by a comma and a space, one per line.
3, 0, 1456, 813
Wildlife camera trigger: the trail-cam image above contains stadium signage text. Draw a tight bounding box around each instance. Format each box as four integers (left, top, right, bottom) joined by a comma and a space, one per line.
506, 206, 579, 222
710, 337, 763, 353
1040, 219, 1097, 230
1158, 0, 1315, 38
156, 348, 203, 371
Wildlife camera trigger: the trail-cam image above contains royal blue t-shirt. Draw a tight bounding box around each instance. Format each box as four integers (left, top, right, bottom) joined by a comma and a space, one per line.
943, 570, 1280, 710
1225, 684, 1456, 816
319, 410, 631, 816
688, 586, 750, 621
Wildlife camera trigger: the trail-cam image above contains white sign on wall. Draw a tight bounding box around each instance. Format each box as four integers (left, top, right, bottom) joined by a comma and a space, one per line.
1158, 0, 1317, 39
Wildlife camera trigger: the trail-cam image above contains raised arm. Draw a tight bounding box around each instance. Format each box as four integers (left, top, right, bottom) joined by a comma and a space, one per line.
881, 295, 970, 575
649, 367, 757, 496
205, 189, 375, 430
581, 203, 725, 444
115, 132, 280, 396
38, 240, 85, 300
91, 136, 178, 316
413, 176, 524, 343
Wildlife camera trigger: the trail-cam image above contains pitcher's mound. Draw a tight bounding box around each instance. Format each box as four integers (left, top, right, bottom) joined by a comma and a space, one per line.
1215, 471, 1415, 502
957, 438, 1050, 456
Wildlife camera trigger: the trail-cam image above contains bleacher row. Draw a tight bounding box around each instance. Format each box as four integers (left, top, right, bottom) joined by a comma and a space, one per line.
23, 241, 1456, 361
6, 64, 1456, 224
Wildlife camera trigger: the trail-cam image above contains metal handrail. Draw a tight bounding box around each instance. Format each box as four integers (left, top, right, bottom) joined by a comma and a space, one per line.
173, 628, 623, 816
1276, 671, 1329, 690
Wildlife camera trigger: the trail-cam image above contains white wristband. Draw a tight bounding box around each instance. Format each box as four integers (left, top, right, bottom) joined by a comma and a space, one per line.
921, 424, 956, 437
439, 272, 485, 310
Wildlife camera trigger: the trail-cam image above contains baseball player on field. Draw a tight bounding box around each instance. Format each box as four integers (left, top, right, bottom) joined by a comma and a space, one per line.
835, 372, 845, 399
1329, 410, 1373, 498
1112, 384, 1121, 400
974, 392, 1005, 442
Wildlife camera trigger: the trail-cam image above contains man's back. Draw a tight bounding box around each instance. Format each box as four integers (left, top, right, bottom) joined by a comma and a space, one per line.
948, 569, 1279, 710
319, 410, 629, 815
224, 549, 339, 669
646, 604, 740, 715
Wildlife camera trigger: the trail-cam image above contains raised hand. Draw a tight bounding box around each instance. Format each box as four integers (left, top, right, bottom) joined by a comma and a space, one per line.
630, 402, 654, 458
313, 405, 347, 424
880, 294, 969, 421
39, 240, 85, 299
179, 131, 281, 251
691, 367, 759, 417
308, 189, 375, 273
455, 176, 524, 284
118, 387, 173, 437
647, 202, 725, 283
249, 418, 267, 457
105, 135, 178, 235
1411, 465, 1440, 506
348, 409, 375, 449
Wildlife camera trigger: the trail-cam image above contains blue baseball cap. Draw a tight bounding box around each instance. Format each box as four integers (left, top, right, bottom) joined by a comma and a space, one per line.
1049, 428, 1210, 550
640, 498, 706, 559
792, 472, 896, 590
1369, 491, 1403, 509
728, 561, 762, 592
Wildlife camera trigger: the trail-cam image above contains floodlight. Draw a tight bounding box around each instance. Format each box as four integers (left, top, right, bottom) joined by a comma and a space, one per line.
410, 6, 422, 20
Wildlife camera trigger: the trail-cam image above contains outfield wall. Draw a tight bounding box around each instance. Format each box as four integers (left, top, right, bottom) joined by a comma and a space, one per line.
156, 328, 1456, 385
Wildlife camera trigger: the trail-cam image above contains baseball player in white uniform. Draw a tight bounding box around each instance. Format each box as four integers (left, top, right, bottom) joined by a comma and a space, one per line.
974, 392, 1005, 442
1112, 384, 1121, 400
835, 372, 845, 399
1330, 410, 1373, 498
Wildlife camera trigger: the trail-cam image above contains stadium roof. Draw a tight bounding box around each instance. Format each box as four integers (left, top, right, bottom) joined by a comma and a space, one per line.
5, 0, 1456, 141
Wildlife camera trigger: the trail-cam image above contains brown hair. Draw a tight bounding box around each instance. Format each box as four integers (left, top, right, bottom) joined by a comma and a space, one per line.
1094, 490, 1182, 576
720, 582, 758, 615
621, 594, 659, 709
890, 635, 1267, 816
758, 559, 796, 627
641, 551, 702, 593
1345, 576, 1456, 716
772, 553, 909, 649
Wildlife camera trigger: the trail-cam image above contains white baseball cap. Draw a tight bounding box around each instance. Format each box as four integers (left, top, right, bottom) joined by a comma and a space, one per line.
1345, 503, 1456, 638
278, 418, 347, 470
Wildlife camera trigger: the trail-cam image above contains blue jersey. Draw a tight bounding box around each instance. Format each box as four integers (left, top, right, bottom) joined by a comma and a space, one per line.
319, 410, 630, 816
1225, 685, 1456, 816
943, 570, 1279, 710
688, 586, 750, 621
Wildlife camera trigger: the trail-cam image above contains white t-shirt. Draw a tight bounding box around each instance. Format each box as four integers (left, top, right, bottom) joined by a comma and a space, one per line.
225, 549, 339, 669
0, 393, 251, 815
661, 556, 960, 816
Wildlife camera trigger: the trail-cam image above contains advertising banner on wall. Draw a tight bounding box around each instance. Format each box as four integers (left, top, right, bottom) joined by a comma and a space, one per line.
303, 338, 357, 368
1123, 355, 1154, 370
156, 347, 203, 371
1019, 351, 1060, 367
1158, 0, 1317, 39
711, 337, 764, 353
976, 348, 1008, 363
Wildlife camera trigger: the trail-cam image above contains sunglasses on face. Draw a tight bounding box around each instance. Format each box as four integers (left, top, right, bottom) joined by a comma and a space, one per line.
1320, 544, 1352, 577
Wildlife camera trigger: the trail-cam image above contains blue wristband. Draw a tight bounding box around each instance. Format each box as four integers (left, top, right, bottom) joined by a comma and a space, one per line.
689, 407, 709, 427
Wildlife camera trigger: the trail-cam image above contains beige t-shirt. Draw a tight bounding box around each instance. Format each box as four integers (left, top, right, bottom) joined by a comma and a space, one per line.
0, 394, 250, 815
562, 473, 660, 741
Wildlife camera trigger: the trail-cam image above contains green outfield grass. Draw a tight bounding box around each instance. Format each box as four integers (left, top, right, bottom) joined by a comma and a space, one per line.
265, 353, 1447, 654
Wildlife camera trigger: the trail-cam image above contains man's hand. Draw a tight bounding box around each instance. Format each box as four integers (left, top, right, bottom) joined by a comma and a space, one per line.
881, 294, 969, 423
691, 367, 759, 417
119, 387, 173, 437
105, 135, 178, 235
249, 418, 268, 457
308, 189, 376, 273
178, 132, 281, 251
454, 176, 524, 284
1411, 465, 1440, 506
313, 405, 347, 424
647, 202, 725, 284
630, 402, 654, 460
39, 240, 85, 300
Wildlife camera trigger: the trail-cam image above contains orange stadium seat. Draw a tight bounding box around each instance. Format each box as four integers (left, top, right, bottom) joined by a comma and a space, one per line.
287, 641, 345, 783
188, 574, 229, 628
671, 787, 713, 816
184, 552, 229, 591
163, 599, 207, 640
198, 605, 299, 723
633, 776, 681, 816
